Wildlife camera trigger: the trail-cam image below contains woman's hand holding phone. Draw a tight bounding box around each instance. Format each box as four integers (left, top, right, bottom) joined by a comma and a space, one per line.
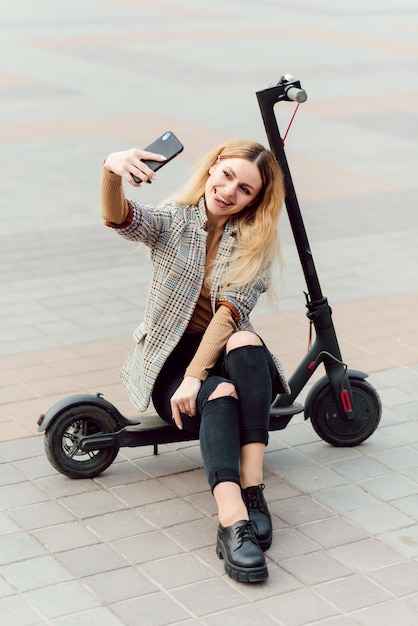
104, 132, 183, 187
103, 148, 167, 187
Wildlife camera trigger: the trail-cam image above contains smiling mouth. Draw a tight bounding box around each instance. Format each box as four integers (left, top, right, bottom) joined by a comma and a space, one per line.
215, 191, 232, 206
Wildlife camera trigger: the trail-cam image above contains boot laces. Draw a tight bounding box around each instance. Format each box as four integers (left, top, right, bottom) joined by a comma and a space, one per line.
234, 520, 258, 548
244, 484, 268, 513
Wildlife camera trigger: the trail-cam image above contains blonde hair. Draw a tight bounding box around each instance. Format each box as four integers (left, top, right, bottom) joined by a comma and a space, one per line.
175, 139, 285, 291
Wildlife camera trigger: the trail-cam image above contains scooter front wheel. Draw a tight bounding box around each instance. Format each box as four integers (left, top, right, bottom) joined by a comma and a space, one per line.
44, 405, 120, 478
309, 378, 381, 447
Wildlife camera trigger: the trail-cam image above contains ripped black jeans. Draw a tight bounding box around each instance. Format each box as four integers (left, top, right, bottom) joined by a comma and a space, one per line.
152, 332, 280, 492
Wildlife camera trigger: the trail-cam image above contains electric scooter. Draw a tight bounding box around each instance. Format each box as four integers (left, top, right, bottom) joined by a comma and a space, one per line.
37, 74, 382, 479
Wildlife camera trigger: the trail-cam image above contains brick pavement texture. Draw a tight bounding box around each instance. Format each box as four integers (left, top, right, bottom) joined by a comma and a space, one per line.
1, 1, 418, 625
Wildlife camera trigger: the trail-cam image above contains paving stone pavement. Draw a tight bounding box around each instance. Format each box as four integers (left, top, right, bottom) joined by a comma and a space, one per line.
1, 1, 418, 625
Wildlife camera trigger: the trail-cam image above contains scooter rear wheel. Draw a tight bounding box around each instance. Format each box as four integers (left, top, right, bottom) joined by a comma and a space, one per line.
309, 378, 381, 446
44, 405, 119, 478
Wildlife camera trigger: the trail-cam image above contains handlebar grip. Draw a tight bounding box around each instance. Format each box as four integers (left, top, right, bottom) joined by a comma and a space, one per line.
286, 87, 307, 103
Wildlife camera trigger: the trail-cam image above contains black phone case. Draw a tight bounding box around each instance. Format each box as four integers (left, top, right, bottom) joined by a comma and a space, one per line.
131, 131, 184, 183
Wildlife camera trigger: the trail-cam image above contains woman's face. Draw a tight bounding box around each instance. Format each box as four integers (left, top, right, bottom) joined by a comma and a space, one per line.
204, 157, 263, 225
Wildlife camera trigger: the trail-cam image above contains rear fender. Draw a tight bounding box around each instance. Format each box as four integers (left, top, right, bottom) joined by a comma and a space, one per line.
37, 393, 139, 432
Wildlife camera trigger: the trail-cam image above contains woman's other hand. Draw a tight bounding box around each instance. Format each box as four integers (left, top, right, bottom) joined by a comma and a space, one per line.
170, 376, 202, 430
103, 149, 166, 186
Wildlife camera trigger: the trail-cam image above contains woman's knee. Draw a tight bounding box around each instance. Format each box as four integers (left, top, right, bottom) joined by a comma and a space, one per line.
226, 330, 262, 353
208, 381, 238, 401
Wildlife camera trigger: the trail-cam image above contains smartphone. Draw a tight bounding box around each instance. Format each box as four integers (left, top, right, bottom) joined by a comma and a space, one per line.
131, 131, 184, 183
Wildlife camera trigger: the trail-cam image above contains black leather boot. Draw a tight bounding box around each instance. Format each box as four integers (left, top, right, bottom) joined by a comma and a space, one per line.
216, 520, 268, 582
241, 484, 272, 551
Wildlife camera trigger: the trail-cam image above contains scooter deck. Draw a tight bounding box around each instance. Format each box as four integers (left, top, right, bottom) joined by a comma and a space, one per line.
114, 403, 304, 449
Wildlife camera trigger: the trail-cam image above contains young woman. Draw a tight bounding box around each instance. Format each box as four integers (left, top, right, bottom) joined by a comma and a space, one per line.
101, 139, 289, 583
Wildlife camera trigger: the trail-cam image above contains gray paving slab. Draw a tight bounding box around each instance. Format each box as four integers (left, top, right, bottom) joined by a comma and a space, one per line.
1, 1, 418, 625
1, 1, 418, 357
0, 365, 417, 624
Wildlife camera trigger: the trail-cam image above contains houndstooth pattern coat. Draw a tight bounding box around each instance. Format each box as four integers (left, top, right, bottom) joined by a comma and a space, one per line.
114, 197, 289, 412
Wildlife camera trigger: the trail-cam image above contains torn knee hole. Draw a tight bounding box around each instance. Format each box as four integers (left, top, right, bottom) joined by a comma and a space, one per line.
208, 382, 238, 401
226, 330, 263, 352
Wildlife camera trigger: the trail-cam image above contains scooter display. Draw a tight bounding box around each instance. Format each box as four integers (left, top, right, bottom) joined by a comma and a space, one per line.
37, 74, 382, 479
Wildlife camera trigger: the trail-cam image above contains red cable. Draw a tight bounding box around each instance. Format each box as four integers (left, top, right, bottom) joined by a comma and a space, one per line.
282, 103, 300, 146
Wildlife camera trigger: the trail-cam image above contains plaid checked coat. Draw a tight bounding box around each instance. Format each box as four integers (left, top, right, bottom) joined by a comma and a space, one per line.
116, 197, 289, 412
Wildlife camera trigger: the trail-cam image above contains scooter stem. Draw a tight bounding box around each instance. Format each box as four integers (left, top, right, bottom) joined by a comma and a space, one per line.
256, 80, 323, 303
257, 77, 354, 419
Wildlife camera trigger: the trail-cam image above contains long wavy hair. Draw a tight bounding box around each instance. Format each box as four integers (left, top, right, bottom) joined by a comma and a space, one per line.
174, 139, 285, 291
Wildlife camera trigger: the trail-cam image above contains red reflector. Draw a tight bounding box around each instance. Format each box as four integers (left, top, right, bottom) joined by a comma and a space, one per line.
340, 390, 353, 412
37, 414, 45, 426
308, 361, 316, 371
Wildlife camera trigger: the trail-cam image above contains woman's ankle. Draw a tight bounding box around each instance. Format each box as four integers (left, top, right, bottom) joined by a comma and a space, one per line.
214, 481, 248, 527
218, 509, 249, 528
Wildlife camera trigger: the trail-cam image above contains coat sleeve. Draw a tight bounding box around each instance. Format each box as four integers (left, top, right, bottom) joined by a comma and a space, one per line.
219, 265, 271, 326
112, 199, 179, 248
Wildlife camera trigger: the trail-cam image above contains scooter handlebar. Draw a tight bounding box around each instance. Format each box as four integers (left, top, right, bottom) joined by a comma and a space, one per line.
285, 86, 308, 103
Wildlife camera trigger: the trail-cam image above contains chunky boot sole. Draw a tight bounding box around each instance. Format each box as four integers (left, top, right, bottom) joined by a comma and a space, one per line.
256, 532, 272, 552
216, 539, 268, 582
